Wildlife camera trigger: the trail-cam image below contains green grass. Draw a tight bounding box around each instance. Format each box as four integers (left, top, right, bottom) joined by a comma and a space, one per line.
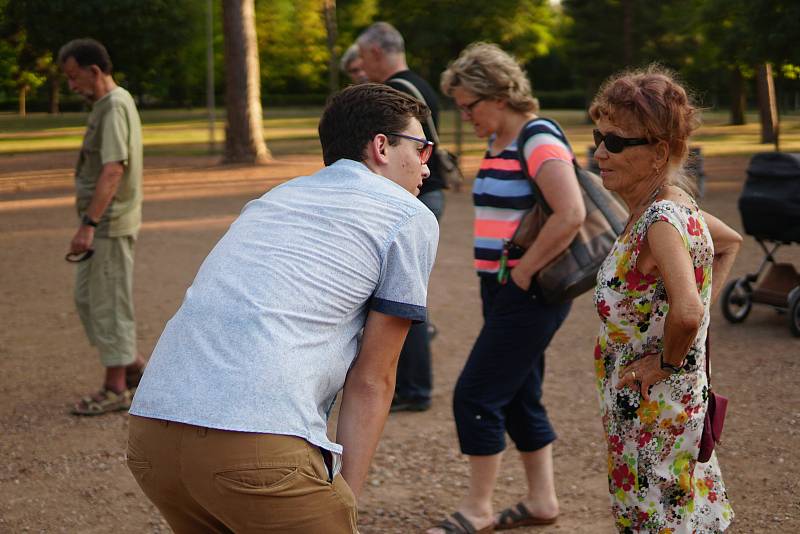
1, 107, 798, 158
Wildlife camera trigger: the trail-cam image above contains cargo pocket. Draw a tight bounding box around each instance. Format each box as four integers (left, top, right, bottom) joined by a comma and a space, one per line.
214, 466, 300, 495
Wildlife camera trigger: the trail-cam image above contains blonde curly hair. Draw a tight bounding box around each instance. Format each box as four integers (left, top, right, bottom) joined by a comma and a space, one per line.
441, 42, 539, 113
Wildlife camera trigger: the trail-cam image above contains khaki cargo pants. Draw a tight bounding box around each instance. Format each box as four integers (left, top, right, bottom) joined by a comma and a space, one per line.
127, 416, 358, 533
74, 235, 136, 367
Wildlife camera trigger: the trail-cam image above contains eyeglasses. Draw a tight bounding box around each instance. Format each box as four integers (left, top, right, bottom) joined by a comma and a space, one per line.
593, 129, 651, 153
458, 96, 486, 116
386, 132, 435, 164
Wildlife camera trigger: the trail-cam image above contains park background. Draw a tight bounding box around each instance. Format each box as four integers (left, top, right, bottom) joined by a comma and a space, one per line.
1, 0, 799, 533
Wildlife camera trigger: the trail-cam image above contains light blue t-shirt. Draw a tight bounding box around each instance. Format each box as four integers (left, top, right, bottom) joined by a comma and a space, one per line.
130, 159, 439, 466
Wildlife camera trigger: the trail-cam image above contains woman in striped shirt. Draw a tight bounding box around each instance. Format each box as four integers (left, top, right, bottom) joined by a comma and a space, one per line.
428, 43, 586, 534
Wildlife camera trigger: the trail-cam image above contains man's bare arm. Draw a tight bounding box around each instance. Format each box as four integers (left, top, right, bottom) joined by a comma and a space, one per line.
336, 310, 411, 499
70, 161, 124, 254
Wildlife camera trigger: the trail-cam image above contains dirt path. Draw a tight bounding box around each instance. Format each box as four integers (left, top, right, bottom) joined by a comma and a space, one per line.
0, 153, 797, 533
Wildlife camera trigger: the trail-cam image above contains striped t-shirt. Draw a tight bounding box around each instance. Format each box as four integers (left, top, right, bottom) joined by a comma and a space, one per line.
473, 118, 575, 275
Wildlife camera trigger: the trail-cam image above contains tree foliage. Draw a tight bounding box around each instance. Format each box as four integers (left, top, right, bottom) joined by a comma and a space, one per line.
2, 0, 206, 103
0, 0, 797, 113
377, 0, 557, 85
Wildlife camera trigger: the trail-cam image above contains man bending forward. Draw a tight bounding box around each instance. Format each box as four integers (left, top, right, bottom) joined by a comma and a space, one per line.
126, 83, 438, 533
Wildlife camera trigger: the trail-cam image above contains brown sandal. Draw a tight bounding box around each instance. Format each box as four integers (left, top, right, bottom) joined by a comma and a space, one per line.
71, 388, 132, 416
495, 502, 557, 530
430, 511, 494, 533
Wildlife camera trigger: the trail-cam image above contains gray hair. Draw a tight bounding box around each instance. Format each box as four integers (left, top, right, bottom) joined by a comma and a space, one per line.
340, 43, 360, 72
357, 22, 405, 54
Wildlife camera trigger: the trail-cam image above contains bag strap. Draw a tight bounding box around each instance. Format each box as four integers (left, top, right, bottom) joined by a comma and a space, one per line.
514, 118, 626, 235
705, 328, 712, 386
387, 77, 441, 145
514, 119, 555, 215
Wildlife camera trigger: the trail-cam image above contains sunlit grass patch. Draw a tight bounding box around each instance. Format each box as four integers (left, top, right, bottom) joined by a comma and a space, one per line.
1, 107, 798, 158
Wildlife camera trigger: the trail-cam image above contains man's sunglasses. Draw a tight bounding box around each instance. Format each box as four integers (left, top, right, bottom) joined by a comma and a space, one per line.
386, 132, 434, 164
593, 129, 651, 153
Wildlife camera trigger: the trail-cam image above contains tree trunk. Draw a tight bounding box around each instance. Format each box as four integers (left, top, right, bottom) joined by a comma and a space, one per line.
49, 75, 60, 114
756, 63, 779, 148
18, 86, 27, 116
622, 0, 633, 66
729, 66, 746, 125
323, 0, 339, 94
206, 0, 217, 153
222, 0, 270, 164
453, 108, 462, 192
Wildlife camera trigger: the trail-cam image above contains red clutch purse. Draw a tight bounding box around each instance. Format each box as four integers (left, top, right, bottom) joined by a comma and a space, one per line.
698, 332, 727, 463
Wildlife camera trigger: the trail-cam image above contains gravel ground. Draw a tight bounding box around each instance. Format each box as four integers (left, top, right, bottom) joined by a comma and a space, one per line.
0, 152, 798, 533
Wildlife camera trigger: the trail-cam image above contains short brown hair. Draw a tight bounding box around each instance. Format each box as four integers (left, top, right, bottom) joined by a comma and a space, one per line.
589, 65, 700, 194
318, 83, 429, 166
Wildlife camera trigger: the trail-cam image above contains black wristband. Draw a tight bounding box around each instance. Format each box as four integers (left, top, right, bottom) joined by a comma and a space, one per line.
81, 214, 98, 227
660, 352, 683, 374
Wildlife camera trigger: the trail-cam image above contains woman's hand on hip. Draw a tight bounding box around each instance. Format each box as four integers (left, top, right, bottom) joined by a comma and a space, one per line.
617, 353, 672, 402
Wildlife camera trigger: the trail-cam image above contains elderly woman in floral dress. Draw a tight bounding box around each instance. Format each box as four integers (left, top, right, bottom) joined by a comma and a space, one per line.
591, 66, 741, 533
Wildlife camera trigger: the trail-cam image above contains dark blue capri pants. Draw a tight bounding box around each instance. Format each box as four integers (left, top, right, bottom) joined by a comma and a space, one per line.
453, 276, 571, 456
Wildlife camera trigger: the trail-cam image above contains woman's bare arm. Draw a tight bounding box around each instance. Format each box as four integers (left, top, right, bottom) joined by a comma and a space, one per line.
618, 221, 704, 400
701, 210, 742, 303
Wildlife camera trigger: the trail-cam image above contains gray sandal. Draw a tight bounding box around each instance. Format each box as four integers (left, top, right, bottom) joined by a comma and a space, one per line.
71, 388, 132, 416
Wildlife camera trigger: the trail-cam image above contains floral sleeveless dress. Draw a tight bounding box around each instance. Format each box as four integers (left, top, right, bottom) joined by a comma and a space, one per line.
593, 199, 734, 533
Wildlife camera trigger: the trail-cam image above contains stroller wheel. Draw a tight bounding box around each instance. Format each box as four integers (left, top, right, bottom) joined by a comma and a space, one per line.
788, 289, 800, 337
721, 278, 752, 323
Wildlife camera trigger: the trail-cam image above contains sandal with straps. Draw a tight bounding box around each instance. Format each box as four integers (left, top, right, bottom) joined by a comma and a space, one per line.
430, 511, 494, 534
71, 388, 132, 416
495, 502, 558, 530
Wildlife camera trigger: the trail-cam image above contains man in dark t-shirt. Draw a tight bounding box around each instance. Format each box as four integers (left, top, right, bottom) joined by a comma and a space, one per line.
358, 22, 444, 412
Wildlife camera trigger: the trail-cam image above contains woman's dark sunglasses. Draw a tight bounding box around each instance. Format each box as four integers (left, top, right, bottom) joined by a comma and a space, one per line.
593, 129, 651, 153
386, 132, 435, 164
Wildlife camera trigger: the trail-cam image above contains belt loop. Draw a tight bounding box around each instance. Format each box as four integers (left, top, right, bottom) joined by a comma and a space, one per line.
160, 419, 170, 428
198, 426, 208, 437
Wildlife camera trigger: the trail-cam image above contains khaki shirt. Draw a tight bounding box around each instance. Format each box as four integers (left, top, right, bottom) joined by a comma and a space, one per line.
75, 86, 143, 237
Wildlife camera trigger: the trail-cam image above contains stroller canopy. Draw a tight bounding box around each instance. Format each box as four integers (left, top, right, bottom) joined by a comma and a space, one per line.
739, 152, 800, 243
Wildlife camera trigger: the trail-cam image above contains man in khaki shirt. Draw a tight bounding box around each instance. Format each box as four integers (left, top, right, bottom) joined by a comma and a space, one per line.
59, 38, 145, 415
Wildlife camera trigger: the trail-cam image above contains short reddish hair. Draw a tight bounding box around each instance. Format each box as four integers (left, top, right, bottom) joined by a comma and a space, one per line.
589, 65, 699, 166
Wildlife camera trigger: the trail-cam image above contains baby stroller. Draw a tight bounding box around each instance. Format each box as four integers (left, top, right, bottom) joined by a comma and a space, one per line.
721, 152, 800, 337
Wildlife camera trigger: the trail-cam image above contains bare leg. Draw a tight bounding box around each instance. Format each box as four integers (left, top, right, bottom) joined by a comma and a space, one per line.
125, 354, 147, 374
516, 444, 559, 520
104, 366, 127, 393
72, 364, 129, 413
426, 453, 502, 534
112, 352, 146, 393
72, 351, 142, 413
